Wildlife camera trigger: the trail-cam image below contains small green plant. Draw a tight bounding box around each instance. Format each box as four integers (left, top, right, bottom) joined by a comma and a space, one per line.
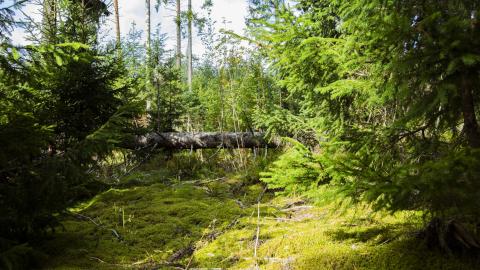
260, 138, 328, 195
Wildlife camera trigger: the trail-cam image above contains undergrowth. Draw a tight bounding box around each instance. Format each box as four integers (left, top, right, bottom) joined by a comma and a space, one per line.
10, 150, 478, 270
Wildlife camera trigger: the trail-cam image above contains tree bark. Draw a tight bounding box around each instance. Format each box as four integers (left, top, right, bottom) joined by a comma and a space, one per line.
42, 0, 57, 44
461, 73, 480, 148
113, 0, 121, 51
145, 0, 151, 53
145, 0, 152, 111
187, 0, 193, 92
145, 0, 151, 74
175, 0, 181, 69
126, 132, 277, 150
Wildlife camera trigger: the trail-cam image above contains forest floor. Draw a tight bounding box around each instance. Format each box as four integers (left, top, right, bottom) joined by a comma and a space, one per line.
37, 153, 479, 270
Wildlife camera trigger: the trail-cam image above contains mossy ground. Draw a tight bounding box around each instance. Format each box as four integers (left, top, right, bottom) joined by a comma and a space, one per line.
37, 151, 479, 269
194, 198, 479, 270
39, 178, 260, 269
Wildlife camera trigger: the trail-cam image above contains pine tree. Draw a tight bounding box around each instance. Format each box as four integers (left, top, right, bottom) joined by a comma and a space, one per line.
0, 0, 133, 245
250, 0, 480, 230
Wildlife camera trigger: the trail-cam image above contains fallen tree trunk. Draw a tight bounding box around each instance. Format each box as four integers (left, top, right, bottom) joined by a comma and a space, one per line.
126, 132, 278, 150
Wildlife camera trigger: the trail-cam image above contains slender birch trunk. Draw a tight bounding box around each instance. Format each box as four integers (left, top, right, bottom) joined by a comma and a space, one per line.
113, 0, 121, 52
176, 0, 181, 69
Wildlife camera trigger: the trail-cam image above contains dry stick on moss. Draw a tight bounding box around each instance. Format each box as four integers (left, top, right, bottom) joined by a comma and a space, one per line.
88, 256, 122, 266
254, 201, 261, 266
183, 217, 241, 269
71, 212, 123, 242
185, 219, 217, 270
182, 177, 226, 186
112, 143, 158, 182
234, 199, 246, 209
254, 185, 268, 269
89, 256, 157, 269
206, 216, 241, 241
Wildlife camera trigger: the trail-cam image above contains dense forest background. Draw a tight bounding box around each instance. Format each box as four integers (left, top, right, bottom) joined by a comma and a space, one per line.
1, 0, 480, 269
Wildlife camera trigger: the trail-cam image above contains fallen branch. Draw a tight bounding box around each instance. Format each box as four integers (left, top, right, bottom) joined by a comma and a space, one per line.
234, 199, 246, 209
254, 201, 261, 262
182, 177, 226, 185
70, 212, 123, 242
281, 205, 313, 213
253, 186, 267, 269
284, 199, 306, 209
264, 217, 302, 222
168, 246, 195, 265
205, 216, 241, 242
168, 219, 219, 270
123, 132, 279, 150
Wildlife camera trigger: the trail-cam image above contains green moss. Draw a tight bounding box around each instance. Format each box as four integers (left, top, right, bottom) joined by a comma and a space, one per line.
194, 199, 479, 270
36, 152, 480, 269
39, 181, 245, 269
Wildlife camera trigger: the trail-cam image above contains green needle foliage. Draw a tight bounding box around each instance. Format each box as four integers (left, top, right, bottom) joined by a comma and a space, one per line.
1, 0, 480, 267
260, 138, 327, 195
252, 0, 480, 222
0, 0, 141, 257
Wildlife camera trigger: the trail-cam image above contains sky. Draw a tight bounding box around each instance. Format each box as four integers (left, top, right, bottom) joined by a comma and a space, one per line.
8, 0, 249, 55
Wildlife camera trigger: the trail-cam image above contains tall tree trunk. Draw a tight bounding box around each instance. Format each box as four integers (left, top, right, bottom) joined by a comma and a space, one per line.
42, 0, 57, 44
461, 73, 480, 148
145, 0, 151, 71
145, 0, 152, 110
187, 0, 193, 92
113, 0, 121, 53
176, 0, 181, 69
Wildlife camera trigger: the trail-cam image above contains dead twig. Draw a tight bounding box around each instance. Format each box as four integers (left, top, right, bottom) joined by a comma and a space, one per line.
88, 256, 128, 268
253, 185, 268, 269
234, 199, 246, 209
284, 199, 306, 209
184, 219, 217, 270
70, 212, 123, 242
281, 205, 313, 213
254, 201, 261, 259
182, 177, 226, 185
